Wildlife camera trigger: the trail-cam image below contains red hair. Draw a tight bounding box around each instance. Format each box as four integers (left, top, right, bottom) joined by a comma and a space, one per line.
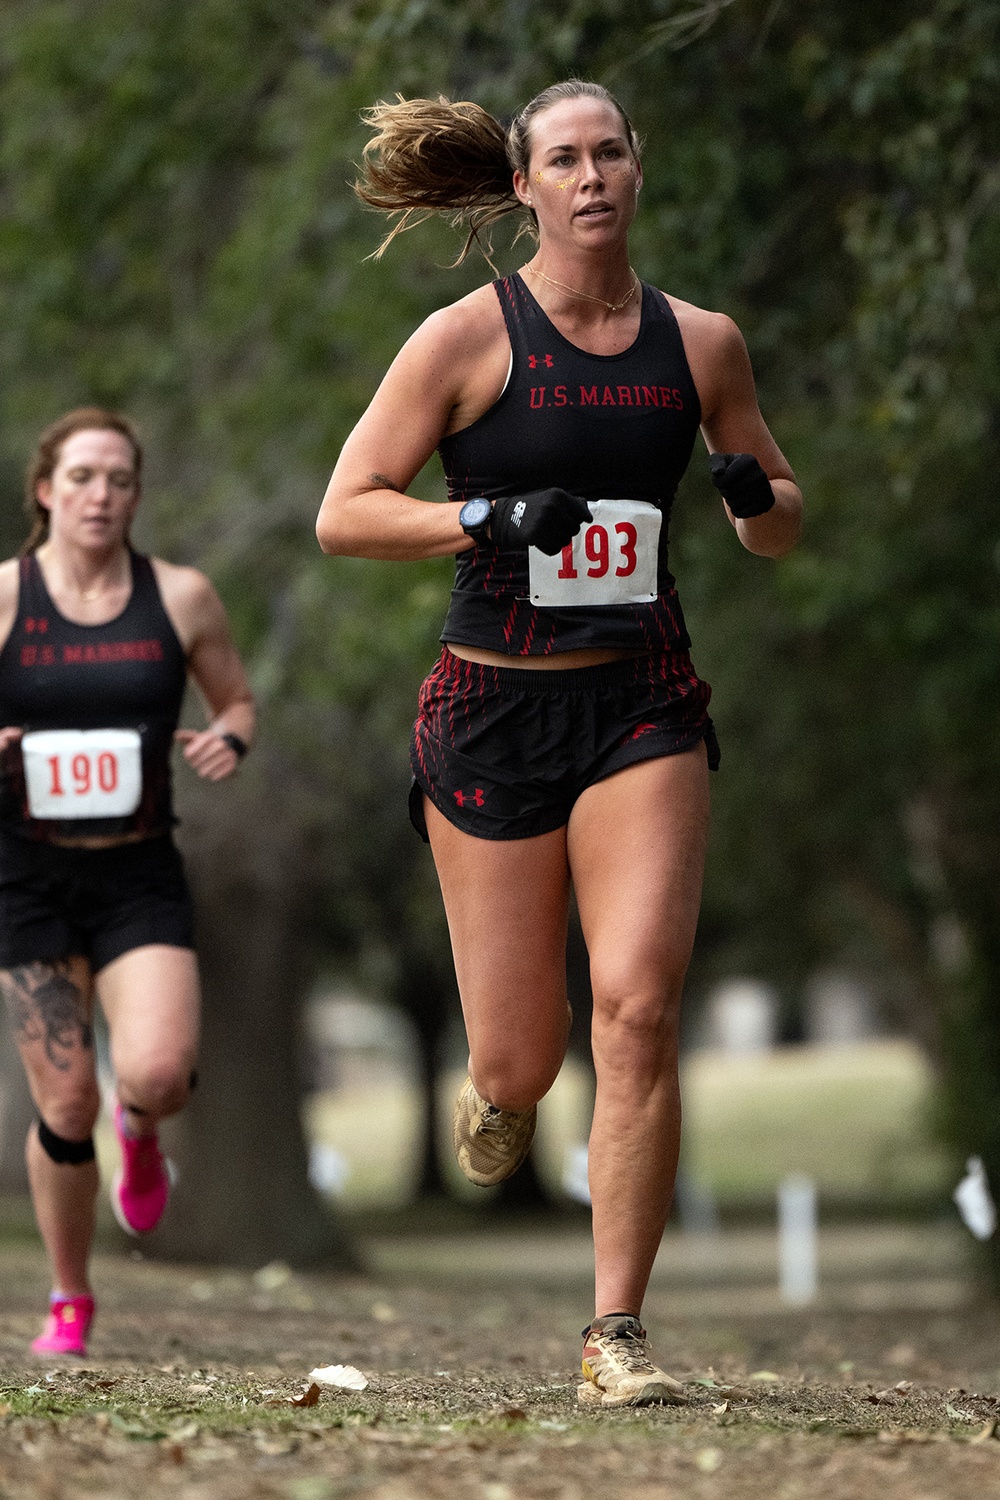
23, 407, 142, 553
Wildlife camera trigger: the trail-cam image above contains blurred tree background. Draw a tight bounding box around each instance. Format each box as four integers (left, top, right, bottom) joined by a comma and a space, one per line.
0, 0, 998, 1273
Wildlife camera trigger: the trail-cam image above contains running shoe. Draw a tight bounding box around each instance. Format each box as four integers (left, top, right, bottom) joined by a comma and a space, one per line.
452, 1076, 537, 1187
31, 1293, 94, 1358
111, 1101, 174, 1235
578, 1314, 688, 1407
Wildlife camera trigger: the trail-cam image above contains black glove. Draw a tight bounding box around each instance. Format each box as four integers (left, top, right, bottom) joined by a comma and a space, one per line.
708, 453, 775, 518
490, 489, 592, 556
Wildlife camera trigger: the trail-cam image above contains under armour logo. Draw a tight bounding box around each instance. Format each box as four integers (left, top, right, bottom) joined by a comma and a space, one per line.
527, 354, 554, 369
511, 501, 527, 528
454, 788, 485, 808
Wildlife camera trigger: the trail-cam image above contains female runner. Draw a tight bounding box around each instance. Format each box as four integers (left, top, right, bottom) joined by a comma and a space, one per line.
317, 81, 801, 1406
0, 408, 255, 1358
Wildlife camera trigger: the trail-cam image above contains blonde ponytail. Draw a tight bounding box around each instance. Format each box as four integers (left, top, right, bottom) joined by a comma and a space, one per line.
355, 96, 520, 265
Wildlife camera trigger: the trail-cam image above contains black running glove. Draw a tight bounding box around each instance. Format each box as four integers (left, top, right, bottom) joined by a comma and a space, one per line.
708, 452, 776, 518
490, 489, 592, 556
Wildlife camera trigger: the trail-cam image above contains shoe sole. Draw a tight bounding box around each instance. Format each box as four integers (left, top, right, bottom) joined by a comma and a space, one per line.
110, 1158, 177, 1237
577, 1378, 688, 1408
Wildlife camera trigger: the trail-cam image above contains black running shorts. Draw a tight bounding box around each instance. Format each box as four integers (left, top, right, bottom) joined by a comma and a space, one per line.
0, 832, 195, 972
409, 646, 720, 842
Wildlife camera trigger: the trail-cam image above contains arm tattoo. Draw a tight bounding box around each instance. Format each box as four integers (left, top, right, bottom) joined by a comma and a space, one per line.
1, 961, 92, 1070
369, 472, 402, 492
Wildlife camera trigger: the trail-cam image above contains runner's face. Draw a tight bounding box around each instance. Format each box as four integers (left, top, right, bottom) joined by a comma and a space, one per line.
36, 429, 140, 551
514, 97, 641, 252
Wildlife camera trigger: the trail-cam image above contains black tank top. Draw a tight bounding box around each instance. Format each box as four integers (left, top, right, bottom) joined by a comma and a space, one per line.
439, 274, 702, 655
0, 550, 187, 842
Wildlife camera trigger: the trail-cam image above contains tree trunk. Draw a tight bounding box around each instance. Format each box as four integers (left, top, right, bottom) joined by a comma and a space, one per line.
395, 952, 456, 1200
0, 1020, 32, 1193
146, 770, 358, 1269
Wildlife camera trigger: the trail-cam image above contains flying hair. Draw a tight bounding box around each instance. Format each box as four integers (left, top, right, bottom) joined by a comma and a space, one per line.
354, 81, 641, 267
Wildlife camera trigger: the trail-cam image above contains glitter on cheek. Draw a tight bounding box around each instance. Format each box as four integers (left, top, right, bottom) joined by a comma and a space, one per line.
534, 171, 544, 183
555, 174, 578, 191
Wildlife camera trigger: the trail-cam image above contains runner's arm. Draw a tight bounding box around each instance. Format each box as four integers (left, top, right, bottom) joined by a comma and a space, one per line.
317, 300, 499, 561
156, 564, 255, 782
695, 314, 802, 558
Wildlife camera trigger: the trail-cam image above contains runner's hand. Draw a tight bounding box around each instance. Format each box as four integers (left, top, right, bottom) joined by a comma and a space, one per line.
490, 489, 592, 556
174, 728, 240, 782
708, 453, 776, 518
0, 727, 22, 752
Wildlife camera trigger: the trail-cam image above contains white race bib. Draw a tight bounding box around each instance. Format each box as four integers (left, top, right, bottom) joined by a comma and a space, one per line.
528, 499, 661, 606
22, 729, 143, 820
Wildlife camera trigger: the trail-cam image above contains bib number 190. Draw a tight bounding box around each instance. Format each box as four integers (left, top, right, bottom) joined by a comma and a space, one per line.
21, 729, 143, 820
46, 750, 120, 799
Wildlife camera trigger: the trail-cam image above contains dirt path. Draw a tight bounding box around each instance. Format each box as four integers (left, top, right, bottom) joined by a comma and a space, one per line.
3, 1232, 1000, 1499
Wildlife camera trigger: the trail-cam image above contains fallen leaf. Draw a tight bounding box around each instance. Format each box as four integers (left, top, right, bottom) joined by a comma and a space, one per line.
308, 1365, 368, 1392
291, 1384, 321, 1408
867, 1390, 896, 1405
749, 1371, 780, 1383
946, 1402, 975, 1421
894, 1381, 913, 1394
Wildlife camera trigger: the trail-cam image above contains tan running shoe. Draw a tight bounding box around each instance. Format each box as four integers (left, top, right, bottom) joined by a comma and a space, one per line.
452, 1076, 536, 1187
578, 1314, 688, 1408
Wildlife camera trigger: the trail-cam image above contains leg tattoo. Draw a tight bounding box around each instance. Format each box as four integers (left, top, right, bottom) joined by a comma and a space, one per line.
0, 962, 92, 1071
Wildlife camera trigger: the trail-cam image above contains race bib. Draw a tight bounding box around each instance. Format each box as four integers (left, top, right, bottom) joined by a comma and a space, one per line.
21, 729, 142, 820
528, 499, 661, 606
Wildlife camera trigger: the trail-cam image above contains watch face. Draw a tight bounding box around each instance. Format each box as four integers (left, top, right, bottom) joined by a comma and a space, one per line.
460, 497, 492, 530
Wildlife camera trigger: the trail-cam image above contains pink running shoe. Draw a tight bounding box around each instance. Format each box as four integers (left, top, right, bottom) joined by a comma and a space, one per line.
31, 1294, 94, 1358
111, 1102, 174, 1235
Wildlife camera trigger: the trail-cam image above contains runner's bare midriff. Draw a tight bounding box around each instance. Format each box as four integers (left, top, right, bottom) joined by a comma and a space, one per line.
42, 827, 167, 850
447, 644, 648, 671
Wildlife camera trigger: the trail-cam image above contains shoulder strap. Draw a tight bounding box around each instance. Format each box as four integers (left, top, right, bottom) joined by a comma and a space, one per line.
492, 273, 544, 354
18, 553, 49, 617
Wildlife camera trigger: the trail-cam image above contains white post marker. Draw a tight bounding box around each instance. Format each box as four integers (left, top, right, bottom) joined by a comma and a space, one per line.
778, 1174, 818, 1306
953, 1156, 997, 1241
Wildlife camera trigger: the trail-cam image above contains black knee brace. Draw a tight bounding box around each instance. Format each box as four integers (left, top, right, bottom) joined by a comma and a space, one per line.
37, 1118, 96, 1166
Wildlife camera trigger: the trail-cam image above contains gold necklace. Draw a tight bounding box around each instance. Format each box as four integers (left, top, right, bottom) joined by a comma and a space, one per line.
524, 264, 639, 313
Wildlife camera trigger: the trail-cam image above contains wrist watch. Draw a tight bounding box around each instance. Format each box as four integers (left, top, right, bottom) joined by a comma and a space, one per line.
458, 496, 493, 542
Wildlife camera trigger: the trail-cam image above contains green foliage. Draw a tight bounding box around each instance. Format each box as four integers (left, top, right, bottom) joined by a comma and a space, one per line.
2, 0, 1000, 1234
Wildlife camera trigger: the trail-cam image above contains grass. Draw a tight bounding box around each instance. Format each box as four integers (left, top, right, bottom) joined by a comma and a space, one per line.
682, 1039, 952, 1212
301, 1040, 952, 1216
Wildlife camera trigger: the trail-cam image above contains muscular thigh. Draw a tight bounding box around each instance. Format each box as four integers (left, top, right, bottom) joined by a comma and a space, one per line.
424, 797, 571, 1052
0, 956, 97, 1099
568, 745, 710, 1004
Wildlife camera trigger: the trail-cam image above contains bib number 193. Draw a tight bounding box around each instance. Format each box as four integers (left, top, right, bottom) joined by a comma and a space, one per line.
528, 499, 661, 606
21, 729, 143, 820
